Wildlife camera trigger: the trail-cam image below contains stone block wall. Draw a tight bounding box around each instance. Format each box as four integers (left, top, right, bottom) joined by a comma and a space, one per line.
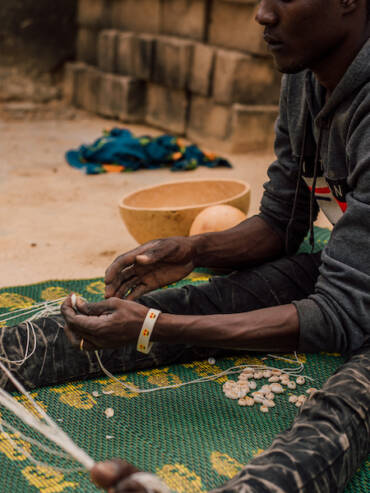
66, 0, 280, 152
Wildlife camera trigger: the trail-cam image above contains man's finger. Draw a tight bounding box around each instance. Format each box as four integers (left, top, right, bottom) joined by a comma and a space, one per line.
90, 460, 139, 489
124, 283, 151, 301
83, 298, 120, 316
105, 253, 137, 284
115, 278, 141, 300
61, 296, 79, 322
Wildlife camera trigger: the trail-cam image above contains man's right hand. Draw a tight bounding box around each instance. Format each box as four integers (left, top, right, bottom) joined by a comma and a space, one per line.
105, 237, 196, 300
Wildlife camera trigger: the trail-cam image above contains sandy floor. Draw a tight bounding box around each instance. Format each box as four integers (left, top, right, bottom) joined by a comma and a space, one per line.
0, 105, 331, 288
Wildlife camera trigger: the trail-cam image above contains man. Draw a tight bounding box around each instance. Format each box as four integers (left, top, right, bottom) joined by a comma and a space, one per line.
2, 0, 369, 491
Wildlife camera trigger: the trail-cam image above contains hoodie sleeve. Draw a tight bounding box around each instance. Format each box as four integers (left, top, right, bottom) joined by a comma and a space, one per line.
295, 97, 370, 355
259, 74, 318, 253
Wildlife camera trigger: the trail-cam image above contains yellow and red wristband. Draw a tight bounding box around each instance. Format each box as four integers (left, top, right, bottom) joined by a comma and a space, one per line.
136, 308, 161, 354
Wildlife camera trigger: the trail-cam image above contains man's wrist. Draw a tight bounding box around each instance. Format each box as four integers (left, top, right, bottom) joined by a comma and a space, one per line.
187, 233, 208, 268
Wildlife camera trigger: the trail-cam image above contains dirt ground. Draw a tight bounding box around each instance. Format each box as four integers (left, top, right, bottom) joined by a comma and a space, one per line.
0, 103, 331, 288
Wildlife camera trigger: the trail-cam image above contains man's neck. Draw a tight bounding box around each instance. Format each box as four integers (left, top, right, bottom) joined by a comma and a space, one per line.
312, 24, 370, 95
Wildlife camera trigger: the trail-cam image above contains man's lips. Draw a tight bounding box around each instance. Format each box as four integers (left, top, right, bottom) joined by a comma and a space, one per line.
263, 33, 284, 50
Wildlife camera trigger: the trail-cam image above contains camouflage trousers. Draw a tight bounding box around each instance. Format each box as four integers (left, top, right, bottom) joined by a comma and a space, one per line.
1, 252, 369, 492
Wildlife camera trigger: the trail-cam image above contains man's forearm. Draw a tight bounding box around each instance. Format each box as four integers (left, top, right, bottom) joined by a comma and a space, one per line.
152, 304, 299, 352
189, 215, 284, 269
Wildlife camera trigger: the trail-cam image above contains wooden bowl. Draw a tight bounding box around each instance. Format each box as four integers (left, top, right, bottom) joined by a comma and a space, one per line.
119, 179, 251, 244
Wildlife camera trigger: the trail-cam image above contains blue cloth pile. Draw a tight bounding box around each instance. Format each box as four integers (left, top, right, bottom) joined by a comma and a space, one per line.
65, 128, 232, 174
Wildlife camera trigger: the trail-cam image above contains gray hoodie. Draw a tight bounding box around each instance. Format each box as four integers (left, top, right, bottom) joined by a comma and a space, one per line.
259, 38, 370, 355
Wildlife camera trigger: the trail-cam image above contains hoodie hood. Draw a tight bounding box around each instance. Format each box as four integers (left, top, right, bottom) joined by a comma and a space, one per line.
316, 38, 370, 120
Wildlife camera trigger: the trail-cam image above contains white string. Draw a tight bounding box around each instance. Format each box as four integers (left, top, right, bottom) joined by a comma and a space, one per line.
0, 298, 64, 322
0, 422, 85, 473
0, 361, 95, 471
95, 350, 313, 395
0, 302, 61, 367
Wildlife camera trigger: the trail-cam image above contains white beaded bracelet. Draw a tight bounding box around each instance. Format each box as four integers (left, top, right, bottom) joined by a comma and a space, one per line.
136, 308, 161, 354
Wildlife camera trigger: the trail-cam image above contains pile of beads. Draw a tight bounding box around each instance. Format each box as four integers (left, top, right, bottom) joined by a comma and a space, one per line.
222, 367, 317, 413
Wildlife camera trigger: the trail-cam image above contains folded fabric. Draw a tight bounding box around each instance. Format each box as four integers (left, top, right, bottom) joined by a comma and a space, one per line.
65, 128, 232, 174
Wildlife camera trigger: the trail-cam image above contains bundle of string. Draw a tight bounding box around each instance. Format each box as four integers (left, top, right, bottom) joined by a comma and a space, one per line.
0, 296, 313, 482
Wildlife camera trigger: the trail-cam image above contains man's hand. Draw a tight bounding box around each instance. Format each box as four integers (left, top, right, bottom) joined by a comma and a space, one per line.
90, 460, 146, 492
91, 460, 170, 492
104, 237, 196, 300
61, 295, 148, 351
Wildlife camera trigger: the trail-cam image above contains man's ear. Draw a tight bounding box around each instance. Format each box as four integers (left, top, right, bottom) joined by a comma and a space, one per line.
340, 0, 358, 14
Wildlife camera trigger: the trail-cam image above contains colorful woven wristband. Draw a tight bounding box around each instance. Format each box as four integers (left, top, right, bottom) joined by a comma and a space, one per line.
137, 308, 161, 354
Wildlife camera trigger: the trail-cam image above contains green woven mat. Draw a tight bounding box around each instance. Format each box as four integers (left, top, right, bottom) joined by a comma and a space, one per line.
0, 228, 369, 492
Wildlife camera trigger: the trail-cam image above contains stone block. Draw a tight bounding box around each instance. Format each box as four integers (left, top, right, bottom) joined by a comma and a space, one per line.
98, 30, 119, 73
117, 33, 155, 80
80, 66, 102, 113
186, 96, 278, 153
208, 0, 268, 56
187, 95, 232, 145
189, 42, 215, 96
213, 48, 281, 105
97, 73, 146, 122
112, 0, 161, 33
64, 62, 87, 105
76, 27, 99, 65
160, 0, 207, 41
132, 34, 156, 80
146, 83, 189, 135
116, 32, 135, 75
230, 104, 278, 152
77, 0, 111, 28
153, 36, 194, 90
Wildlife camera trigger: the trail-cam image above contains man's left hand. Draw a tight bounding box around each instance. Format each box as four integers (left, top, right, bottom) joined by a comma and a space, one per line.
61, 295, 148, 351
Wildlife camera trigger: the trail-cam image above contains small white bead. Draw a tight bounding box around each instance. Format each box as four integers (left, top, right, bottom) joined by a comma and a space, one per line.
208, 357, 216, 365
252, 393, 265, 404
253, 371, 263, 379
306, 387, 317, 394
248, 380, 257, 390
263, 370, 272, 378
270, 383, 284, 394
265, 392, 275, 401
271, 369, 282, 376
263, 399, 275, 408
287, 381, 296, 390
238, 382, 250, 391
238, 397, 255, 407
268, 376, 280, 383
104, 408, 114, 418
238, 373, 249, 382
296, 376, 306, 385
289, 395, 298, 403
224, 391, 238, 399
71, 293, 77, 309
260, 385, 271, 394
260, 405, 269, 413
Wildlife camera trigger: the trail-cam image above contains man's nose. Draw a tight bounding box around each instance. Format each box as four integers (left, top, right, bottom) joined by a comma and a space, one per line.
255, 0, 278, 26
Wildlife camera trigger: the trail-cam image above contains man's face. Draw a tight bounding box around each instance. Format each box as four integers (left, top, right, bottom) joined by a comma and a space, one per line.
256, 0, 347, 74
